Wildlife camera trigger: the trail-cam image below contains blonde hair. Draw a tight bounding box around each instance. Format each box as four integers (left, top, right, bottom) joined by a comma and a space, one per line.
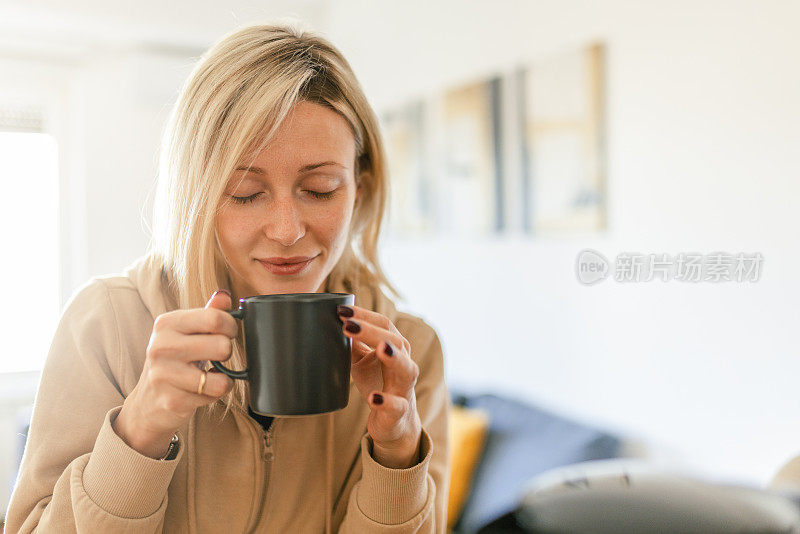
149, 21, 401, 416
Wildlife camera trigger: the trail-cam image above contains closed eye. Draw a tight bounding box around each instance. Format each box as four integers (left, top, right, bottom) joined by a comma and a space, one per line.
306, 190, 336, 200
229, 190, 336, 204
230, 193, 262, 204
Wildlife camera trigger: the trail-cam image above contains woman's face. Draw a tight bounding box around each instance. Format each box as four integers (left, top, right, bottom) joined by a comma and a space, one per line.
216, 100, 361, 297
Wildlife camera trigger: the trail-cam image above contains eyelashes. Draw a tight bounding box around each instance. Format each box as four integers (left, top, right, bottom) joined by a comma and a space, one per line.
230, 190, 336, 204
230, 193, 261, 204
306, 190, 336, 201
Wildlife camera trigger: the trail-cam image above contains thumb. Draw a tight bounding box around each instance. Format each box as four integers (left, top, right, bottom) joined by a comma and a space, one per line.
195, 289, 233, 371
205, 288, 232, 310
369, 391, 408, 421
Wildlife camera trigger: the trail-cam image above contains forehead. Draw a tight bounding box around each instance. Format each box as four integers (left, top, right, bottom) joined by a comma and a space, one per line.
241, 101, 356, 168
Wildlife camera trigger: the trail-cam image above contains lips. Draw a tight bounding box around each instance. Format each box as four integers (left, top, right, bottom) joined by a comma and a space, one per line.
256, 255, 318, 276
261, 255, 316, 265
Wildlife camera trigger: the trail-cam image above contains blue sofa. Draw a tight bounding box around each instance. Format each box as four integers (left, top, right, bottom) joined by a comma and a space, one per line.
449, 391, 627, 533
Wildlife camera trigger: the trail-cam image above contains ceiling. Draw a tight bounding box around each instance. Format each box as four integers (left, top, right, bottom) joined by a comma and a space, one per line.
0, 0, 333, 58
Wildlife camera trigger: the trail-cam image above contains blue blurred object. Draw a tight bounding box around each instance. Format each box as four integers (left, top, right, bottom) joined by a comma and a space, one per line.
10, 405, 32, 498
450, 391, 624, 534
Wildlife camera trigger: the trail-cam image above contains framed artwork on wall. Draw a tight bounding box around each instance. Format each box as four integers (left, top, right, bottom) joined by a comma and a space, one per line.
441, 77, 504, 235
381, 100, 433, 237
519, 43, 606, 234
379, 41, 605, 238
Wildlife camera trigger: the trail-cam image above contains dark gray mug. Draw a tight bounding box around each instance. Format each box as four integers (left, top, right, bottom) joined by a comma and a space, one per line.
211, 292, 354, 416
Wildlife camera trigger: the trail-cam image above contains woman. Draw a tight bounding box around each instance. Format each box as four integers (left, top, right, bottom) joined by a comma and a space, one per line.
6, 22, 449, 533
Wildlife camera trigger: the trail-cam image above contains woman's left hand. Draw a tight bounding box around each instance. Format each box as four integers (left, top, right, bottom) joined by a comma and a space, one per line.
337, 304, 422, 469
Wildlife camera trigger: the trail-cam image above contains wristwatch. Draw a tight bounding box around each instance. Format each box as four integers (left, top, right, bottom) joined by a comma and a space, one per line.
159, 432, 180, 461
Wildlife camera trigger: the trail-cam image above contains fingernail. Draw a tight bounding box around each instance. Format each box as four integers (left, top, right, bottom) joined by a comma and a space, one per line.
337, 305, 354, 317
213, 289, 231, 298
344, 320, 361, 334
384, 341, 395, 357
372, 393, 383, 405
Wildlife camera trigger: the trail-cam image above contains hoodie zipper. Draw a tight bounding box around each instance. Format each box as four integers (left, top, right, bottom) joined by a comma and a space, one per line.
251, 421, 276, 532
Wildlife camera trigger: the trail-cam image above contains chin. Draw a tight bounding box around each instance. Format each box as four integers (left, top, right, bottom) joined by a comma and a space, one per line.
254, 275, 323, 295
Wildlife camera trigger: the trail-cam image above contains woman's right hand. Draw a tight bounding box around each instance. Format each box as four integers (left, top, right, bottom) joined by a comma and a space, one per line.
112, 290, 238, 459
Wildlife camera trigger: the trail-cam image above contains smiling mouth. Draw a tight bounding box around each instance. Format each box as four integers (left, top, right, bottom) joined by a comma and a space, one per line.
261, 255, 317, 265
256, 256, 317, 275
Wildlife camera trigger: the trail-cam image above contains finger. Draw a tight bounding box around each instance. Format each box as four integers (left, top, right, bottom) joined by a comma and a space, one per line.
342, 318, 406, 356
149, 360, 234, 399
150, 332, 233, 364
368, 390, 408, 421
158, 381, 232, 415
351, 340, 373, 365
374, 339, 419, 395
337, 305, 410, 352
350, 341, 381, 380
349, 340, 385, 396
157, 307, 239, 338
199, 290, 236, 337
206, 289, 233, 310
196, 290, 235, 369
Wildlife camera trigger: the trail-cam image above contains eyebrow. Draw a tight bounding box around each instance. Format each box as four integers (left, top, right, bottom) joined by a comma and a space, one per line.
235, 161, 347, 175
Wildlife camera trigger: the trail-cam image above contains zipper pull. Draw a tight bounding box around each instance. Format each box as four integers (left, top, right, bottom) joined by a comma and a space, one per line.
263, 427, 274, 461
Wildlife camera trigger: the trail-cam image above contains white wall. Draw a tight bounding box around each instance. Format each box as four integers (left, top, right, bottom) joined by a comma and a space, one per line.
1, 2, 799, 514
76, 49, 193, 281
321, 0, 800, 486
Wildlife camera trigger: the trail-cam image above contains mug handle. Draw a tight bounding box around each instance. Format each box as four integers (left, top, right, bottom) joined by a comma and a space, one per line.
210, 308, 248, 380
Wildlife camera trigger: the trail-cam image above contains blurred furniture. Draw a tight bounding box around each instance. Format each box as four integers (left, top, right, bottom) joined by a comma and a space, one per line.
447, 403, 490, 530
478, 459, 800, 533
446, 391, 628, 533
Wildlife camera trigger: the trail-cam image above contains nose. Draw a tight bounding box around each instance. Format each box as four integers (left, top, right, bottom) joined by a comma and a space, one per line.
263, 195, 305, 247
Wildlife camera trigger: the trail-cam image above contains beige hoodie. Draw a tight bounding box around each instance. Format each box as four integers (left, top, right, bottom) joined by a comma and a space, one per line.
5, 253, 450, 533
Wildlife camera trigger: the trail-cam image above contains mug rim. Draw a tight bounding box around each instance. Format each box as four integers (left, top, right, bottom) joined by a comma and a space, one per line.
238, 292, 352, 303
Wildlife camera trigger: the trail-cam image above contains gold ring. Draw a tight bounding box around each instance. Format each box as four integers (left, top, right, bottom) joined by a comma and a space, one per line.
197, 369, 208, 395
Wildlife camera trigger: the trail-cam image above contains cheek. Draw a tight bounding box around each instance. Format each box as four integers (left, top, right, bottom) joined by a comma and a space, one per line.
311, 201, 353, 244
216, 209, 260, 251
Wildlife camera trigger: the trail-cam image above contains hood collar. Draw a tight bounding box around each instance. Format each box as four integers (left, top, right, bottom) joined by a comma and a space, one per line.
123, 252, 178, 320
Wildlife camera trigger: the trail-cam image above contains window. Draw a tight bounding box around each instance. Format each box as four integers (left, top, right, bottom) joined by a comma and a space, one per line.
0, 129, 60, 373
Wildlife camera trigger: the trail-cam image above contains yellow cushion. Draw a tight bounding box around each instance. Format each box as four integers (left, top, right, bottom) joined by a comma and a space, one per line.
447, 405, 490, 530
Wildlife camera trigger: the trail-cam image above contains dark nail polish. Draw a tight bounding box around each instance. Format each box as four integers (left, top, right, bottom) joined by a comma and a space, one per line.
372, 393, 384, 405
337, 305, 354, 317
214, 289, 231, 298
344, 320, 361, 334
384, 341, 394, 356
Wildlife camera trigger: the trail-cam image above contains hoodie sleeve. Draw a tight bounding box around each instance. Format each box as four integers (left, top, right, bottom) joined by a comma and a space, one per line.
338, 318, 451, 533
4, 278, 182, 533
